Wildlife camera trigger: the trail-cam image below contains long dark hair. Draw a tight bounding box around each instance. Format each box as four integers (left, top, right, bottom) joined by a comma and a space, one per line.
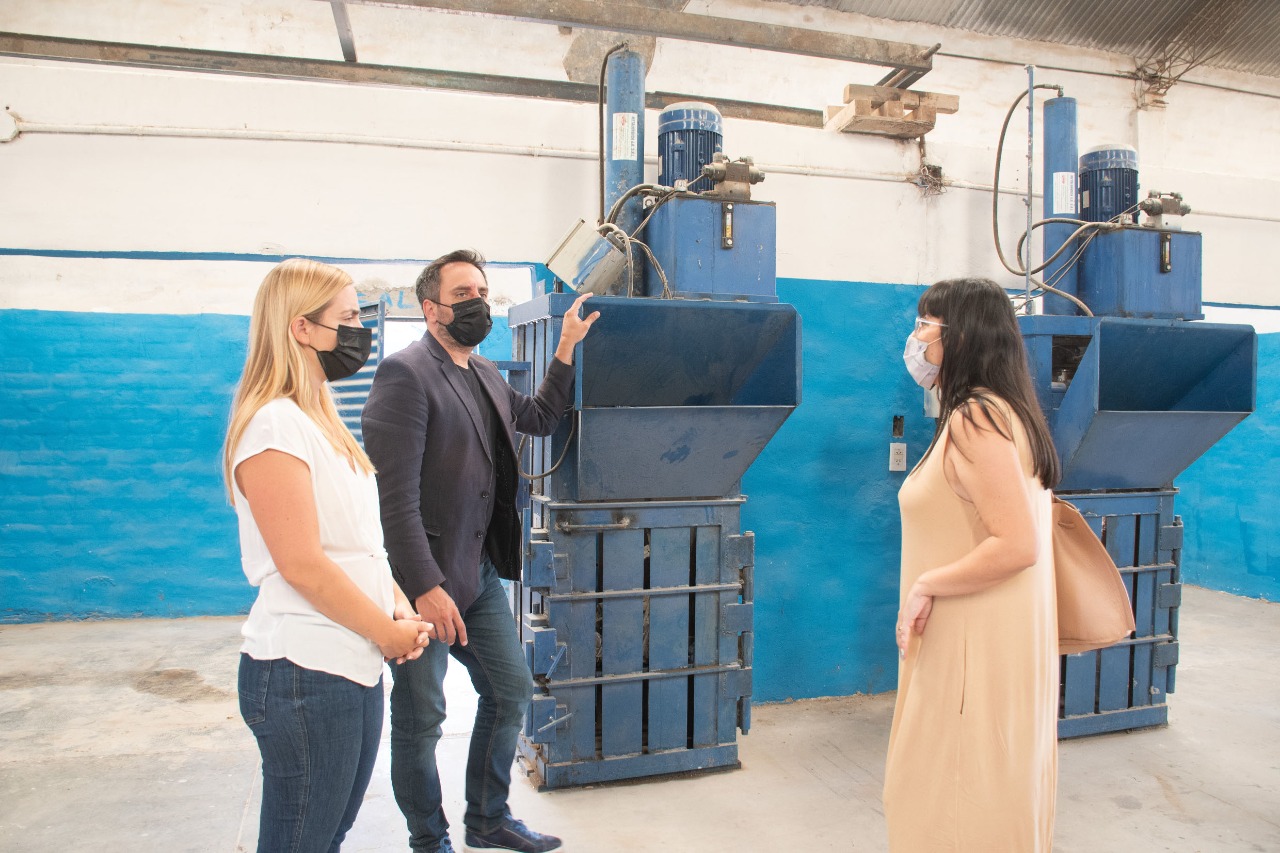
918, 277, 1059, 489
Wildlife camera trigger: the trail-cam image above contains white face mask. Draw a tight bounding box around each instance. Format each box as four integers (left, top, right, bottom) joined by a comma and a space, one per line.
903, 334, 940, 389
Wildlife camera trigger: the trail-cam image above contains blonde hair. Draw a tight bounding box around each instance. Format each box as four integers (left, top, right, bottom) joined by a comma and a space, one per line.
223, 258, 374, 500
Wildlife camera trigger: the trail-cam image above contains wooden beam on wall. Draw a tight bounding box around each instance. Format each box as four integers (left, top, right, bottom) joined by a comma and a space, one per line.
825, 84, 959, 139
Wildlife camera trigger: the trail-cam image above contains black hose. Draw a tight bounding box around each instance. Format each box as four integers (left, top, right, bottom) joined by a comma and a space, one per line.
598, 43, 629, 225
991, 85, 1097, 316
1015, 219, 1121, 277
992, 84, 1063, 278
517, 412, 577, 481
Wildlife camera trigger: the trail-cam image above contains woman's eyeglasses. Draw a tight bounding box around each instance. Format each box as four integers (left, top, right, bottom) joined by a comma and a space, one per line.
914, 318, 947, 333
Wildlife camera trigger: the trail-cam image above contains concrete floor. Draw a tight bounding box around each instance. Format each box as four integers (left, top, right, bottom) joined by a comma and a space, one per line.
0, 585, 1276, 853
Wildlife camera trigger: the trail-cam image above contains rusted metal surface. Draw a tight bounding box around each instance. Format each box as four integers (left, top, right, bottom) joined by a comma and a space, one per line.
875, 43, 939, 89
647, 91, 822, 127
345, 0, 936, 71
0, 32, 824, 127
0, 31, 590, 98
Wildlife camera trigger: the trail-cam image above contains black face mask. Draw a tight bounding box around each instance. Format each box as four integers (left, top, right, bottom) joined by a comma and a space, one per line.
432, 296, 493, 348
311, 322, 372, 382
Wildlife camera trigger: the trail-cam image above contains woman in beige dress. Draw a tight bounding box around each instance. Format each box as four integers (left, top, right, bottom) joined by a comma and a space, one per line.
884, 277, 1060, 852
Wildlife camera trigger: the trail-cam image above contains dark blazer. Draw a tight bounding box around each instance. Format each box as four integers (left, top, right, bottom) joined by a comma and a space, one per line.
362, 332, 574, 612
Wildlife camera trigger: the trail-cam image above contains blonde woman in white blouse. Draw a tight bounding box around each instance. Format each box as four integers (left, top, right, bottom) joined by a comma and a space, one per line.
224, 258, 431, 852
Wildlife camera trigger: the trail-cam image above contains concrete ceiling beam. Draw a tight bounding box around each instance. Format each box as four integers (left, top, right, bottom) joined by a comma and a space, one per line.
340, 0, 935, 72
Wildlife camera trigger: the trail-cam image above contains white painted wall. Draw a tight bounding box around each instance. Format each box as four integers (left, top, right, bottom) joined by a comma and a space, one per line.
2, 0, 1278, 313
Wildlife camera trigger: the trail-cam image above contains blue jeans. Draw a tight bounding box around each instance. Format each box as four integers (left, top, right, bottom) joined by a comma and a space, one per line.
238, 654, 384, 853
389, 561, 534, 850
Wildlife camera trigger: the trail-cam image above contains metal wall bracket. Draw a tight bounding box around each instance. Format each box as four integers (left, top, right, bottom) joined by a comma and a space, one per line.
1153, 642, 1180, 668
555, 517, 633, 534
524, 538, 556, 588
537, 710, 573, 735
721, 602, 753, 635
725, 533, 755, 571
527, 695, 565, 744
721, 667, 752, 700
525, 624, 563, 676
544, 644, 567, 679
1159, 519, 1184, 552
1157, 582, 1183, 609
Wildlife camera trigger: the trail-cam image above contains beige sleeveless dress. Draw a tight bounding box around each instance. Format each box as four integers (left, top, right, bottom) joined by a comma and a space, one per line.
883, 399, 1058, 852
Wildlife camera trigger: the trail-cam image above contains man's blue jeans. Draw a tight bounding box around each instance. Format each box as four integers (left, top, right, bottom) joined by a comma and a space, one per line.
238, 654, 383, 853
389, 561, 534, 851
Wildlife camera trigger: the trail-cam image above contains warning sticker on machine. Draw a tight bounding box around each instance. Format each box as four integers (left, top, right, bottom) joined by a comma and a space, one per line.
1053, 171, 1077, 215
612, 112, 638, 161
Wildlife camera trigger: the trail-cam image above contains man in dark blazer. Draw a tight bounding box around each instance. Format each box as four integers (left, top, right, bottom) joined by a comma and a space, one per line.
362, 249, 597, 853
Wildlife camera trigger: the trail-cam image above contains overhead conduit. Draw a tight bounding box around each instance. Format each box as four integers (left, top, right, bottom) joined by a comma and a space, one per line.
4, 116, 1279, 225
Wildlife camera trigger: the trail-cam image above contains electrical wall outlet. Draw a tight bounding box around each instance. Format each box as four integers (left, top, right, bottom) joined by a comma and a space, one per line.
889, 442, 907, 472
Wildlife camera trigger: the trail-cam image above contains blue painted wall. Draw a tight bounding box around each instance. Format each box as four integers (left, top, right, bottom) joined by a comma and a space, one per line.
3, 293, 1277, 706
1, 310, 250, 620
1176, 332, 1280, 601
477, 317, 512, 363
743, 280, 937, 701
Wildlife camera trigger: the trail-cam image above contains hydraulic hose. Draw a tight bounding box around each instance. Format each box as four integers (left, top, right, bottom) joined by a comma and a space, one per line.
992, 85, 1096, 316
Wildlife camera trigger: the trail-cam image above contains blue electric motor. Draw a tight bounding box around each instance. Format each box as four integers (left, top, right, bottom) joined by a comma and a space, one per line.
657, 102, 723, 189
1079, 145, 1139, 222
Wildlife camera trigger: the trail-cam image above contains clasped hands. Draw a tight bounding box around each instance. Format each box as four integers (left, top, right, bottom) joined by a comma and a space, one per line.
381, 583, 471, 664
381, 601, 434, 664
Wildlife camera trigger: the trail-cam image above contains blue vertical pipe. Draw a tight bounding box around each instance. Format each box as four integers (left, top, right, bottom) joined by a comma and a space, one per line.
1041, 97, 1080, 314
605, 50, 646, 239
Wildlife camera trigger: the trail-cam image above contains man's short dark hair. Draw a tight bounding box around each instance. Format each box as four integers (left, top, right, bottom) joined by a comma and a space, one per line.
415, 249, 487, 306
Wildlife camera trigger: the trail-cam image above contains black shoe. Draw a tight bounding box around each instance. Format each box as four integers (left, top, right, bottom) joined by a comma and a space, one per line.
464, 817, 562, 852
